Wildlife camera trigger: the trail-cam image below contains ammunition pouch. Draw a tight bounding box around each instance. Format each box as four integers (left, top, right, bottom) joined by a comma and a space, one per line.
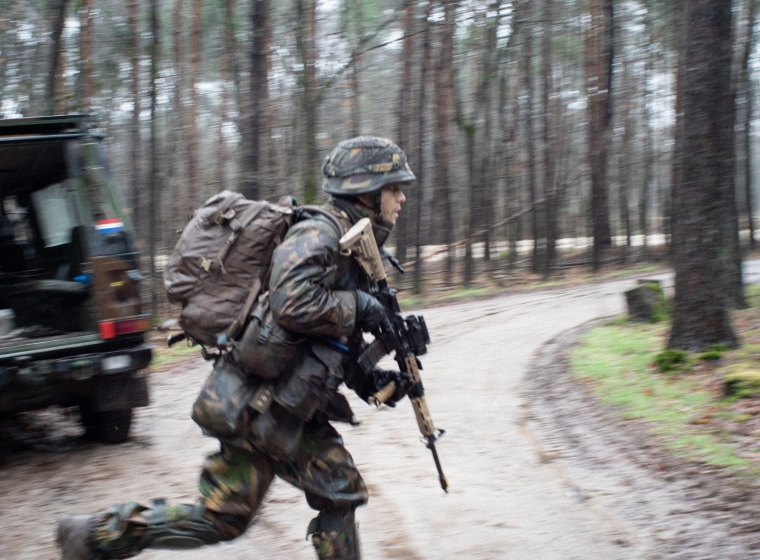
247, 341, 345, 461
274, 341, 344, 422
191, 354, 258, 442
193, 331, 346, 462
232, 296, 307, 380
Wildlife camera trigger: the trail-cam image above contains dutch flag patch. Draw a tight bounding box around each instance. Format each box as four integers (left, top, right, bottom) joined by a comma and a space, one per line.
95, 218, 124, 234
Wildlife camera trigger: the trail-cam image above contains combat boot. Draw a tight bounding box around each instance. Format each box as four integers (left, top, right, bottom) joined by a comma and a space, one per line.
56, 500, 223, 559
57, 515, 93, 560
307, 510, 361, 560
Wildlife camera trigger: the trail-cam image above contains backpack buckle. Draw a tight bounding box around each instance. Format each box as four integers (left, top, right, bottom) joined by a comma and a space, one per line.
215, 209, 236, 225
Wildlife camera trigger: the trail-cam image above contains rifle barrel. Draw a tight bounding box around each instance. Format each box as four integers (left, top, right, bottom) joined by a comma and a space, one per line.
427, 436, 449, 493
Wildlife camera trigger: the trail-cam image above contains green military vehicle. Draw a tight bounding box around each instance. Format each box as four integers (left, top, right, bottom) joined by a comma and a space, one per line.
0, 115, 151, 443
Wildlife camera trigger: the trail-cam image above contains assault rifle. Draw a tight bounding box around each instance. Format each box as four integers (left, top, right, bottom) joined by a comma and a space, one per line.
339, 218, 448, 493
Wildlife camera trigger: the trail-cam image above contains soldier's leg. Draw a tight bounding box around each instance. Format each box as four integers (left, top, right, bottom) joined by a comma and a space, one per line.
57, 445, 273, 559
275, 420, 368, 560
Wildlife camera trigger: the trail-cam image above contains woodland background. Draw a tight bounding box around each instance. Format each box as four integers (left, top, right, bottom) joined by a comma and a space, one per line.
0, 0, 754, 349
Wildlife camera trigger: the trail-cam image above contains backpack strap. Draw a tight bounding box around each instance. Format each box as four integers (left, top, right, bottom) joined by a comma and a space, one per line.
221, 276, 262, 345
294, 205, 346, 238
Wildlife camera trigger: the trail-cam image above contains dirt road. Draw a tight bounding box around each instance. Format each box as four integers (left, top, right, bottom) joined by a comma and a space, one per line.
0, 270, 753, 559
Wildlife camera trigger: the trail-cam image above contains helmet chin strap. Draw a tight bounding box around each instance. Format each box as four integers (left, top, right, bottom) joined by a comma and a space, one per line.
333, 195, 394, 246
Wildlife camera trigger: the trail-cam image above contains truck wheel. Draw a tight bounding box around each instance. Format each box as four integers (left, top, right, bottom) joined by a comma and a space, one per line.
79, 403, 133, 444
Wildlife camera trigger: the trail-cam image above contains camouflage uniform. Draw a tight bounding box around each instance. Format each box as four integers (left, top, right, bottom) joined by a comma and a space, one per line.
57, 137, 414, 560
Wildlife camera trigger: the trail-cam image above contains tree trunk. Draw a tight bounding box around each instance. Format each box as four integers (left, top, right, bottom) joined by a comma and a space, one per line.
172, 0, 187, 226
464, 124, 475, 286
744, 0, 757, 249
432, 0, 456, 282
218, 15, 230, 191
585, 0, 613, 271
542, 0, 556, 277
350, 0, 364, 137
413, 1, 431, 294
669, 0, 737, 350
297, 0, 319, 203
522, 5, 541, 274
46, 0, 69, 114
394, 0, 415, 266
186, 0, 202, 211
640, 6, 654, 256
479, 1, 500, 265
79, 0, 94, 109
248, 0, 269, 200
149, 0, 160, 317
128, 0, 141, 234
620, 56, 634, 263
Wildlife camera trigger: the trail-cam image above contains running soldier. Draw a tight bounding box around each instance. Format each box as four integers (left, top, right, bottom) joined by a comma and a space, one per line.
56, 136, 415, 560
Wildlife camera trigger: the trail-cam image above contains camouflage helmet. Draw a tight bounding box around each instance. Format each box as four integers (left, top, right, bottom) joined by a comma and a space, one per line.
322, 136, 415, 196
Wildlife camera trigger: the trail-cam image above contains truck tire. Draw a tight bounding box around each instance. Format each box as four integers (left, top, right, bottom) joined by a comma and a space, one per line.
79, 403, 133, 444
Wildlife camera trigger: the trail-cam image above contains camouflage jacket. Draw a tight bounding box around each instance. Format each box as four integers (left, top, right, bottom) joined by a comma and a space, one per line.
269, 198, 385, 407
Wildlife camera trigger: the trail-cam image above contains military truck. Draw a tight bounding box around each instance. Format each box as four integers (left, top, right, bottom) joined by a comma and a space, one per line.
0, 115, 151, 443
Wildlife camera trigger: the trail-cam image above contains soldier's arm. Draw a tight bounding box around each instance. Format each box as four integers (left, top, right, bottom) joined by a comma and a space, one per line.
269, 220, 357, 339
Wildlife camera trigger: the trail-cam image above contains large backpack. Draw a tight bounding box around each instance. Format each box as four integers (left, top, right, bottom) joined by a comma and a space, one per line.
164, 190, 339, 348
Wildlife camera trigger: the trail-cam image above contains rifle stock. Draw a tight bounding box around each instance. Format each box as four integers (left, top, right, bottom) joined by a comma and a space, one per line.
340, 218, 448, 492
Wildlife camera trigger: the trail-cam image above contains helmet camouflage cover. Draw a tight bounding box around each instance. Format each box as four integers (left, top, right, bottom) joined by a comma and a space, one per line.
322, 136, 416, 196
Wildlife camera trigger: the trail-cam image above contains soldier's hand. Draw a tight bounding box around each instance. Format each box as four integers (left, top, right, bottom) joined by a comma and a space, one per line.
372, 368, 411, 407
354, 291, 386, 332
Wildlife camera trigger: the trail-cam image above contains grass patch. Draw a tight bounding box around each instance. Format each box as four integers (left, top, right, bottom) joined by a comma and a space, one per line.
570, 322, 754, 473
398, 286, 500, 310
150, 337, 203, 369
600, 264, 659, 279
524, 280, 564, 290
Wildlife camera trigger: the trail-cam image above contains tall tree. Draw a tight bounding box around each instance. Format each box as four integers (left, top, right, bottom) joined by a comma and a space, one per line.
128, 0, 141, 231
149, 0, 160, 317
46, 0, 69, 114
432, 0, 456, 281
542, 0, 557, 276
79, 0, 94, 109
248, 0, 270, 200
296, 0, 319, 203
521, 0, 541, 274
585, 0, 613, 271
739, 0, 757, 249
395, 0, 415, 266
640, 4, 655, 256
414, 0, 432, 293
478, 0, 500, 265
350, 0, 364, 137
186, 0, 202, 211
669, 0, 737, 350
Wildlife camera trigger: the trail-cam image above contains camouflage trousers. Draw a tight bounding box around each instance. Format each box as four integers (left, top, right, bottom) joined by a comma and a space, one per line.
89, 419, 367, 558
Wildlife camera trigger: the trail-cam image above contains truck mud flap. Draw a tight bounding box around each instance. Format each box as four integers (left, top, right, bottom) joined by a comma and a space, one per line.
89, 374, 149, 412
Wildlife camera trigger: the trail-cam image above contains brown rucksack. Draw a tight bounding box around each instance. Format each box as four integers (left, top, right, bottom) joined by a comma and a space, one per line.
164, 190, 340, 348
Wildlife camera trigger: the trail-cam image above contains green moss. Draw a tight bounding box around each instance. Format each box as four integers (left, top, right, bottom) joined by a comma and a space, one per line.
642, 282, 669, 323
699, 344, 729, 361
653, 348, 688, 372
723, 367, 760, 398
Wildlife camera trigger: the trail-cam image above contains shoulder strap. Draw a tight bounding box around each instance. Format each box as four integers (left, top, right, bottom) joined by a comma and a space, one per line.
294, 205, 346, 238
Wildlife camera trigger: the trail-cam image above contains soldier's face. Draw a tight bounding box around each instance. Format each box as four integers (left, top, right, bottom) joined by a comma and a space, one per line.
380, 184, 406, 226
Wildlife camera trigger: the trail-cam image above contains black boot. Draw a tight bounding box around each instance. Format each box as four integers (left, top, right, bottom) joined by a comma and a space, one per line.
307, 510, 361, 560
